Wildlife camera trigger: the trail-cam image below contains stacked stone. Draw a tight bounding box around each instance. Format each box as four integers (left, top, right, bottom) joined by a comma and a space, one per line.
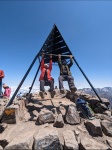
0, 90, 112, 149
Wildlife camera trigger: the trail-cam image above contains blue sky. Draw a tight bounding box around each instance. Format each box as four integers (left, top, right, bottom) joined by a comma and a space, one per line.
0, 1, 112, 91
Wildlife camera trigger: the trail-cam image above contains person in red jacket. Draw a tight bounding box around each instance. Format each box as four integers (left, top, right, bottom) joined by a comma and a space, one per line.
39, 53, 55, 98
3, 83, 11, 98
0, 70, 5, 98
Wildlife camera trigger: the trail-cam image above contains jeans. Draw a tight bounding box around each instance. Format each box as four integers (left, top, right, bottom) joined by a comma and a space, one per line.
58, 75, 75, 90
40, 80, 54, 92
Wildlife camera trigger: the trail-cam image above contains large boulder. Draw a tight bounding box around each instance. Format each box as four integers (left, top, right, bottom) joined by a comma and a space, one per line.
94, 103, 108, 114
101, 120, 112, 137
53, 114, 64, 128
66, 104, 80, 125
85, 119, 103, 136
80, 136, 109, 150
37, 108, 55, 124
34, 127, 62, 150
0, 122, 38, 149
63, 130, 79, 150
4, 131, 34, 149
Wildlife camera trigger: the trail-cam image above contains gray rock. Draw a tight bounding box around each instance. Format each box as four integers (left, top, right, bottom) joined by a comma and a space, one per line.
32, 110, 39, 118
80, 136, 109, 150
4, 130, 34, 149
63, 130, 79, 150
85, 119, 103, 136
66, 104, 80, 125
51, 98, 75, 108
95, 114, 112, 122
103, 110, 111, 117
94, 105, 106, 114
79, 93, 110, 106
0, 123, 7, 133
106, 138, 112, 148
2, 106, 19, 124
0, 122, 38, 148
23, 110, 31, 122
74, 130, 80, 144
0, 145, 3, 150
101, 98, 110, 106
34, 128, 62, 150
0, 101, 5, 106
53, 114, 64, 128
58, 105, 66, 117
51, 108, 58, 116
37, 109, 55, 124
0, 105, 5, 118
101, 120, 112, 137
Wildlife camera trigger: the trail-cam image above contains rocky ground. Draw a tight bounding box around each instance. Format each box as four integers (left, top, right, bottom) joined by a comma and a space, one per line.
0, 89, 112, 150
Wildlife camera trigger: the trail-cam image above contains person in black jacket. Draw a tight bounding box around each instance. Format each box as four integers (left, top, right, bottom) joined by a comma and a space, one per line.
58, 54, 77, 94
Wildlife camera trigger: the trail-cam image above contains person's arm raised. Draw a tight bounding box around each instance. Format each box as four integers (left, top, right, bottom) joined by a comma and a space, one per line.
68, 55, 74, 68
49, 54, 52, 71
58, 54, 62, 66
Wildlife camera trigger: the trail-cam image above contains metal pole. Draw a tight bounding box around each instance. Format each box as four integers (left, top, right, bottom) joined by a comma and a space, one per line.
6, 54, 38, 107
39, 53, 71, 57
73, 56, 107, 106
29, 59, 41, 93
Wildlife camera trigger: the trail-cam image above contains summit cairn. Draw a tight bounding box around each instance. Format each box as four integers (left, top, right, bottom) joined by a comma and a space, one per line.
0, 89, 112, 150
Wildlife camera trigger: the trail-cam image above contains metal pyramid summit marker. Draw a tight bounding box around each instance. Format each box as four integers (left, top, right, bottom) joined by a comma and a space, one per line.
38, 24, 72, 63
6, 24, 105, 109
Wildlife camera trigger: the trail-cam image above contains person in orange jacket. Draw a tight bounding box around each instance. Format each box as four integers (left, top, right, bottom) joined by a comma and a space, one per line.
0, 70, 5, 98
39, 53, 55, 98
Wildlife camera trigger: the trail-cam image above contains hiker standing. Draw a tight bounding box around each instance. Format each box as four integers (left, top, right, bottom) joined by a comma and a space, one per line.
58, 54, 77, 94
0, 70, 5, 98
39, 53, 55, 98
3, 83, 11, 98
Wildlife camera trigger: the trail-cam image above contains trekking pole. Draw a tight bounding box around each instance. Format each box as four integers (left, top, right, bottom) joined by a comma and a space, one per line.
72, 56, 108, 109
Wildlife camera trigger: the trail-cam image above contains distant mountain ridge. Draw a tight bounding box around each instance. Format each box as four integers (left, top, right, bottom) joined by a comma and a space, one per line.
78, 87, 112, 106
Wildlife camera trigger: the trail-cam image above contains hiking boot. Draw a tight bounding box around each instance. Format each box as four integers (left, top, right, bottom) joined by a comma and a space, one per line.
71, 87, 77, 93
60, 89, 65, 94
39, 91, 45, 99
88, 116, 95, 120
51, 90, 56, 98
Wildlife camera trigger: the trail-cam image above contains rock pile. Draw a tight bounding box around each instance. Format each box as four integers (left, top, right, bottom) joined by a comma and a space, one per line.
0, 89, 112, 150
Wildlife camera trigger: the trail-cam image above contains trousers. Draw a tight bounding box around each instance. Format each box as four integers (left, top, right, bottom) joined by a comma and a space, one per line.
40, 80, 54, 92
58, 75, 75, 90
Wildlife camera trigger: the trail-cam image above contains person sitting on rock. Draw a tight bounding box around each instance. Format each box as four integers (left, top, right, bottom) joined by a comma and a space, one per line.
2, 83, 11, 98
58, 54, 77, 94
39, 53, 55, 98
73, 93, 95, 120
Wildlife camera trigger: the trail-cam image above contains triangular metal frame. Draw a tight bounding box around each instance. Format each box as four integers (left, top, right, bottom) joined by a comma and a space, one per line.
6, 24, 106, 107
38, 24, 72, 63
